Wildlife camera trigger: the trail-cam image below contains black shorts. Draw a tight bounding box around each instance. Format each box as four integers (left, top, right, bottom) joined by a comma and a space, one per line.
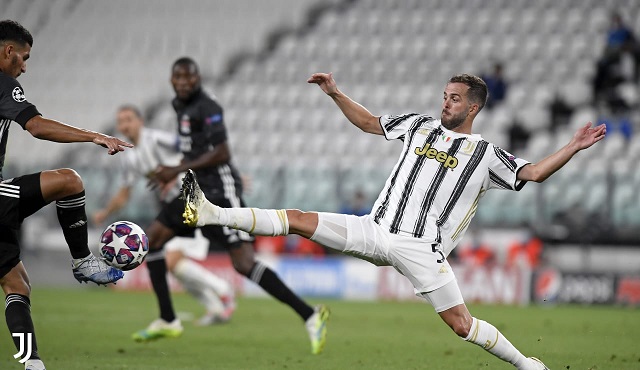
156, 196, 254, 251
0, 173, 47, 278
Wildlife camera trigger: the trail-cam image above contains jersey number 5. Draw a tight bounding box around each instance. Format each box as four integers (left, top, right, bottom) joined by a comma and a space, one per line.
431, 243, 445, 264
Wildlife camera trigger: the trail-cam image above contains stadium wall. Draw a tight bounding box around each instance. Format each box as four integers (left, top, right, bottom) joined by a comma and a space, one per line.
114, 254, 640, 307
115, 254, 530, 305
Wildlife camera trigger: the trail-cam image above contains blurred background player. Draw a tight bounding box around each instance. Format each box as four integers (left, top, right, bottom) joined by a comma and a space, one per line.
139, 57, 328, 354
182, 71, 606, 370
93, 105, 235, 327
0, 19, 131, 370
480, 62, 508, 110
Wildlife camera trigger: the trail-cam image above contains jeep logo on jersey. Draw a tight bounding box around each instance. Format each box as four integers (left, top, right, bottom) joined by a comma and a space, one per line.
12, 87, 26, 102
414, 142, 458, 169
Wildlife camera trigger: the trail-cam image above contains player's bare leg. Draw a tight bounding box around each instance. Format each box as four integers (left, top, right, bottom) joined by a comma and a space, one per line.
39, 169, 123, 285
438, 303, 549, 370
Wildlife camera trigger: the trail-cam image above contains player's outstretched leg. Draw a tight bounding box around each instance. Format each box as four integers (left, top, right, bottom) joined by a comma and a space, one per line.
181, 169, 304, 237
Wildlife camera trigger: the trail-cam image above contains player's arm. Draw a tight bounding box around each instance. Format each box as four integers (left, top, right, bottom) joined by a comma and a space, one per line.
154, 142, 230, 184
25, 115, 132, 155
307, 72, 383, 135
93, 186, 131, 224
178, 142, 230, 171
154, 107, 231, 183
517, 122, 606, 182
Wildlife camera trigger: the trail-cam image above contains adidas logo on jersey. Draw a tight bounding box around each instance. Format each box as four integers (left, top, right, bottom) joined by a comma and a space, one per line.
414, 142, 459, 169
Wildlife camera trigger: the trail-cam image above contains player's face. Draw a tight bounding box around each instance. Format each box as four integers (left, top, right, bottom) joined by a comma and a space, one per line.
116, 109, 143, 141
171, 64, 200, 101
2, 42, 30, 78
441, 82, 471, 131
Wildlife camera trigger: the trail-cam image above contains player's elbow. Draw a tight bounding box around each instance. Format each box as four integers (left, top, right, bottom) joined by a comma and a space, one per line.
528, 168, 549, 183
519, 164, 548, 183
218, 150, 231, 163
25, 117, 47, 139
358, 116, 383, 135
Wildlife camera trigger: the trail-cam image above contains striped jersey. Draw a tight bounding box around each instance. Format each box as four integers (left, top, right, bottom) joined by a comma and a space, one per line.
119, 127, 182, 202
0, 71, 41, 180
371, 113, 530, 256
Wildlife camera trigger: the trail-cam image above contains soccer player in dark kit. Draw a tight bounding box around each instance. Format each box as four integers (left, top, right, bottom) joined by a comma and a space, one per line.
0, 20, 132, 370
133, 57, 329, 355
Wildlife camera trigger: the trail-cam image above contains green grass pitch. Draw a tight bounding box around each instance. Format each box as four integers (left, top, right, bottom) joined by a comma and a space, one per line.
0, 288, 638, 369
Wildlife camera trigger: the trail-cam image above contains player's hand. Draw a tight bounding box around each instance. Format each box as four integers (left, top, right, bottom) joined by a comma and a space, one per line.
307, 72, 338, 96
159, 177, 178, 201
94, 134, 133, 155
570, 122, 606, 151
93, 209, 108, 225
153, 165, 179, 184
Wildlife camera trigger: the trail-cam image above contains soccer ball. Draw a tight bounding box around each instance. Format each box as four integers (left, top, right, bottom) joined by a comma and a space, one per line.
98, 221, 149, 271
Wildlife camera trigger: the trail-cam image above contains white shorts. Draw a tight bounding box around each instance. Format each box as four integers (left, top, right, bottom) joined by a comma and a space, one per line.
164, 229, 210, 261
311, 213, 457, 295
420, 279, 465, 312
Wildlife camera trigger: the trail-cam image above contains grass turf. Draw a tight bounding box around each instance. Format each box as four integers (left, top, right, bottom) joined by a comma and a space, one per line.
0, 288, 638, 369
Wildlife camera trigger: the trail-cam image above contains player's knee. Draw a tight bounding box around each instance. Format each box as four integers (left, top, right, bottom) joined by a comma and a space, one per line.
232, 261, 253, 276
450, 317, 472, 338
231, 258, 254, 276
165, 251, 182, 272
1, 277, 31, 297
57, 168, 84, 195
286, 209, 304, 222
286, 209, 318, 237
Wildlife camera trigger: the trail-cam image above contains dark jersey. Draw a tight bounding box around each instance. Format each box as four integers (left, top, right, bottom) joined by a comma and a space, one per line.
0, 71, 41, 180
172, 89, 243, 201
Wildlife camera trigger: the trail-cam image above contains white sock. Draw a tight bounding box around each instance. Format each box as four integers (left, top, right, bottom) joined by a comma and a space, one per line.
179, 277, 224, 314
203, 205, 289, 236
464, 317, 528, 369
173, 258, 231, 297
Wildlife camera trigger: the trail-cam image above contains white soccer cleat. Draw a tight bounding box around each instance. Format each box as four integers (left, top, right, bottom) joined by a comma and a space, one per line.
72, 254, 123, 285
181, 169, 212, 227
195, 293, 236, 326
132, 318, 183, 342
528, 356, 550, 370
305, 305, 330, 355
24, 359, 46, 370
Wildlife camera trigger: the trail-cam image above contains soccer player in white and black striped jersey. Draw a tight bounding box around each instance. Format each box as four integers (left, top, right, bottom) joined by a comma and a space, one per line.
0, 20, 132, 370
182, 72, 606, 369
93, 105, 236, 328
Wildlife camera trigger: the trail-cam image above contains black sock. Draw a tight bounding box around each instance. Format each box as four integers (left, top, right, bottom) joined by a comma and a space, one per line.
56, 191, 90, 259
5, 294, 39, 361
248, 261, 314, 321
146, 251, 176, 322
